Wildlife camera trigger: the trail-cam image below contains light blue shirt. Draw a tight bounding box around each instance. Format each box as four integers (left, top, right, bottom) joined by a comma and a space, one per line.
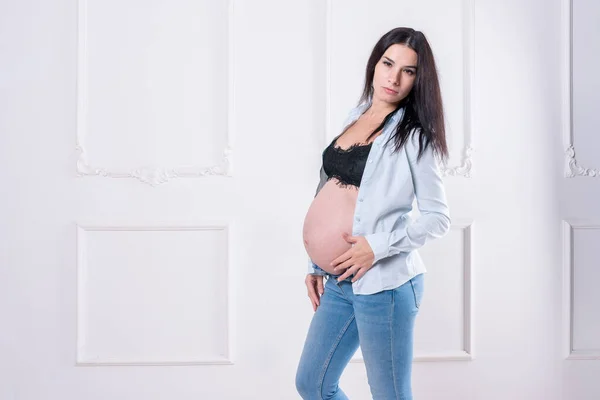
307, 101, 451, 295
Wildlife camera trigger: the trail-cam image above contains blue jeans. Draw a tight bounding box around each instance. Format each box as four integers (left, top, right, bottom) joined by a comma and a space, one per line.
296, 267, 424, 400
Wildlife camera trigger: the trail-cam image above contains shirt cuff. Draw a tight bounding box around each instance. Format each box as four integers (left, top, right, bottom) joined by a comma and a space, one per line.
364, 232, 392, 265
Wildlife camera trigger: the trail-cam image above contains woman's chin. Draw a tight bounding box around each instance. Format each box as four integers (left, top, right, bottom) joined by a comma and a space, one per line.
374, 93, 403, 106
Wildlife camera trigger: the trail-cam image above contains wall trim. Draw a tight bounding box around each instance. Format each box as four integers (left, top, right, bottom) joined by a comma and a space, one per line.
75, 223, 235, 366
562, 220, 600, 360
75, 0, 235, 186
562, 0, 599, 178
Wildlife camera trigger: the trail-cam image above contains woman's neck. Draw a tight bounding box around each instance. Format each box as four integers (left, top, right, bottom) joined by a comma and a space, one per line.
364, 97, 399, 121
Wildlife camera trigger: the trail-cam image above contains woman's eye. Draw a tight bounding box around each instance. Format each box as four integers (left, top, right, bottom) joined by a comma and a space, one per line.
404, 69, 414, 75
383, 61, 392, 66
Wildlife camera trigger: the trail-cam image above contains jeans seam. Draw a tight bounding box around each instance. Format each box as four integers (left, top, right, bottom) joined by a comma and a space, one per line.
409, 279, 419, 309
327, 276, 351, 300
391, 290, 399, 399
317, 312, 355, 400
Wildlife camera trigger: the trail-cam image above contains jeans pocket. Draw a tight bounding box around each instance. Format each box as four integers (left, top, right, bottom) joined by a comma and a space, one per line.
409, 274, 424, 309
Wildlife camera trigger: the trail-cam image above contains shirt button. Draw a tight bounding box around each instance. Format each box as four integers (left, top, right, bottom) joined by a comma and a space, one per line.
355, 216, 360, 221
359, 198, 364, 202
368, 160, 373, 163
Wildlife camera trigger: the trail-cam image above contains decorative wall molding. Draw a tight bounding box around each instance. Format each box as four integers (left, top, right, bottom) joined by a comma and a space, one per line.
75, 223, 234, 366
565, 146, 599, 178
440, 146, 474, 178
75, 145, 232, 186
440, 0, 475, 178
350, 220, 474, 363
325, 0, 475, 178
417, 219, 474, 362
562, 220, 600, 360
75, 0, 235, 186
562, 0, 599, 178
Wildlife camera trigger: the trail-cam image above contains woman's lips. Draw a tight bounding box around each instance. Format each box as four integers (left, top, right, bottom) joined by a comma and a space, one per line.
383, 87, 398, 95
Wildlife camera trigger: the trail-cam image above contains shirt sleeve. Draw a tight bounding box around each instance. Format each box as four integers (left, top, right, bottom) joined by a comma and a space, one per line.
364, 130, 451, 264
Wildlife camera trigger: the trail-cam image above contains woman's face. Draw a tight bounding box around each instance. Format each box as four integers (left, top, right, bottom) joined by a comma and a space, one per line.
372, 44, 418, 105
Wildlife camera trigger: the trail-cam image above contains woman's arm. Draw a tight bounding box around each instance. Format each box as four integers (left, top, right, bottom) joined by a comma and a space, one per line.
364, 130, 451, 265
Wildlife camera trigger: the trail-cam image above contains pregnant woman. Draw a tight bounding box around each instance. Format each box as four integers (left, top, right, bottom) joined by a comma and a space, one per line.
296, 27, 451, 400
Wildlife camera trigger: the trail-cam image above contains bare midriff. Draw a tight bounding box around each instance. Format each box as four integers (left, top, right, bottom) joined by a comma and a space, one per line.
302, 178, 359, 275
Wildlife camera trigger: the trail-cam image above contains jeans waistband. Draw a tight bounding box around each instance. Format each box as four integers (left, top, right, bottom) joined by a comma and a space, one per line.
314, 264, 354, 281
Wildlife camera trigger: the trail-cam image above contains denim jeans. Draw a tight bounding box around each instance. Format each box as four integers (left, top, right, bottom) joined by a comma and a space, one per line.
296, 266, 424, 400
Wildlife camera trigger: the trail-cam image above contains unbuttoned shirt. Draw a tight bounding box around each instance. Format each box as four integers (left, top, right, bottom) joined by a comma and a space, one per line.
307, 101, 451, 295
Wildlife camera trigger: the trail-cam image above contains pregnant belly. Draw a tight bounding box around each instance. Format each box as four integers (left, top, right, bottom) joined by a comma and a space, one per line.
303, 179, 359, 275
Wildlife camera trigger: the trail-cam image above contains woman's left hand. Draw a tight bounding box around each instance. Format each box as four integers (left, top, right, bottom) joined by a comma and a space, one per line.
330, 233, 375, 282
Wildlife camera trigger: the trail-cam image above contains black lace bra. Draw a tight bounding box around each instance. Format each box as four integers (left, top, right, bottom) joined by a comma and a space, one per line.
322, 136, 373, 189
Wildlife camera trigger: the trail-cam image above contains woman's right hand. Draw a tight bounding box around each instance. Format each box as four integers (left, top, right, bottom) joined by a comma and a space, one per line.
305, 274, 325, 312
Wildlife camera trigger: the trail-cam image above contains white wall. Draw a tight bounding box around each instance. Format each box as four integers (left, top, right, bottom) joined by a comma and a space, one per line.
561, 0, 600, 398
0, 0, 598, 399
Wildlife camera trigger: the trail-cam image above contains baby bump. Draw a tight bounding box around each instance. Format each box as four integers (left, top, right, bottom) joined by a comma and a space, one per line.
303, 180, 359, 275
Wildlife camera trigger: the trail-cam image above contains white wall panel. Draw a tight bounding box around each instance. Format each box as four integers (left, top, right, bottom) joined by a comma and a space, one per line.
76, 0, 233, 184
416, 221, 473, 361
560, 0, 600, 396
564, 0, 600, 177
563, 221, 600, 360
76, 225, 232, 365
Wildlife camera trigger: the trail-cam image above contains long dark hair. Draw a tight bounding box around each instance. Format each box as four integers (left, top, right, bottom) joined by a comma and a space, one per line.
360, 27, 448, 162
